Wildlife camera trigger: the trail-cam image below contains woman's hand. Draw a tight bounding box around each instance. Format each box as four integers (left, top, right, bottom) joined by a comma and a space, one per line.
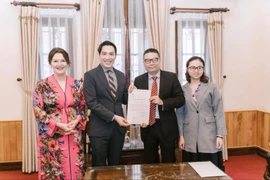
56, 122, 72, 132
67, 119, 79, 130
179, 136, 185, 150
216, 137, 223, 149
65, 129, 78, 135
56, 120, 79, 135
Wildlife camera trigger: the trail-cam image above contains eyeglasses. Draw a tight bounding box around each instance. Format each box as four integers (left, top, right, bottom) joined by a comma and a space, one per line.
188, 66, 204, 71
144, 57, 159, 64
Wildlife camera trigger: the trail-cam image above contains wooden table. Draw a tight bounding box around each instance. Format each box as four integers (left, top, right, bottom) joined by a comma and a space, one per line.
84, 163, 232, 179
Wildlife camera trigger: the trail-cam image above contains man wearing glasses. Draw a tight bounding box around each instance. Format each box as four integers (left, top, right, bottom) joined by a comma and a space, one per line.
129, 48, 185, 163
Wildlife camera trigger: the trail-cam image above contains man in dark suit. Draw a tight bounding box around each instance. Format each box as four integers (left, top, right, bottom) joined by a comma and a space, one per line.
129, 48, 185, 163
83, 41, 130, 167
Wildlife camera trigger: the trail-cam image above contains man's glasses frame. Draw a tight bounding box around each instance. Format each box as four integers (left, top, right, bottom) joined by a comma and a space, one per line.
144, 57, 159, 64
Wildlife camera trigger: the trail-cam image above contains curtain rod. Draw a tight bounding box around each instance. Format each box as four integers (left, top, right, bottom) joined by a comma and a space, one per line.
10, 1, 80, 11
170, 7, 230, 14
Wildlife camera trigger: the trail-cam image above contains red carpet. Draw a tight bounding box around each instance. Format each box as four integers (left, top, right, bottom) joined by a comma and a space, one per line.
0, 154, 265, 179
224, 154, 265, 180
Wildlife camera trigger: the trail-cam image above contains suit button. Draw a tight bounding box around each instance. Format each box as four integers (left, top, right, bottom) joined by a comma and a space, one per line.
196, 111, 199, 113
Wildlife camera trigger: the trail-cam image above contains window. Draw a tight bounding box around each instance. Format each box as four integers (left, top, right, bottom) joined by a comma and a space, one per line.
102, 0, 126, 72
39, 9, 77, 80
128, 0, 148, 82
176, 13, 211, 85
102, 0, 148, 83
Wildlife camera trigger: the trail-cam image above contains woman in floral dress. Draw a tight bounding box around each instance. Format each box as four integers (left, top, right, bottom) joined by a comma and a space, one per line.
32, 48, 88, 180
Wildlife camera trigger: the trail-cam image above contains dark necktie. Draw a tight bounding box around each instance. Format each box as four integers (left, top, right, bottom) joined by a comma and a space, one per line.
149, 76, 157, 126
107, 70, 116, 98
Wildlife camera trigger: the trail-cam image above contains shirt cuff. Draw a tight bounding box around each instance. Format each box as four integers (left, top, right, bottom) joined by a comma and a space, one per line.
111, 115, 115, 121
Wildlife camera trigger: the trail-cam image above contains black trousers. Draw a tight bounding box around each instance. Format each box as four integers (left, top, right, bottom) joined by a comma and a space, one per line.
143, 119, 176, 164
90, 123, 125, 167
182, 148, 224, 171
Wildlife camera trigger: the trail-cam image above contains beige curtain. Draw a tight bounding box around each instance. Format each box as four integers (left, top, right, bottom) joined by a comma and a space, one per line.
19, 6, 39, 173
208, 12, 228, 161
143, 0, 168, 69
81, 0, 105, 74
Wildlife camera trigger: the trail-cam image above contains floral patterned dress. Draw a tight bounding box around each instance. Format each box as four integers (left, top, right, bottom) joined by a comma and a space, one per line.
32, 75, 88, 180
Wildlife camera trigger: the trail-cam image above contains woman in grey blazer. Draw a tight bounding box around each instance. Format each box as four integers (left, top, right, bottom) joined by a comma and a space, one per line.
176, 56, 227, 171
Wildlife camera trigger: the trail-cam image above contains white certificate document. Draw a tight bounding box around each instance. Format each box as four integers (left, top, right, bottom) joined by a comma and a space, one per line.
189, 161, 228, 178
127, 89, 151, 124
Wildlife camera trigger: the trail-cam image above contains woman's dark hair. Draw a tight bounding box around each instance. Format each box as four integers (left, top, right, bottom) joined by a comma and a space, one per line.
97, 40, 117, 55
185, 56, 209, 83
48, 47, 70, 65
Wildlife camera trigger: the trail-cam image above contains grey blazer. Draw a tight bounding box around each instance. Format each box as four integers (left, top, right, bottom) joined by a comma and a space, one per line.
176, 82, 227, 153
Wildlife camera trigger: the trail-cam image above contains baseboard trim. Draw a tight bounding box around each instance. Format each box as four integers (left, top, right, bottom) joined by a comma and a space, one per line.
0, 162, 22, 171
228, 146, 269, 159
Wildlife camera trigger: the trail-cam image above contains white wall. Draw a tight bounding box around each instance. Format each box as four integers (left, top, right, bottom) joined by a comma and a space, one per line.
0, 0, 269, 121
256, 0, 270, 111
0, 0, 22, 120
168, 0, 270, 111
0, 0, 81, 121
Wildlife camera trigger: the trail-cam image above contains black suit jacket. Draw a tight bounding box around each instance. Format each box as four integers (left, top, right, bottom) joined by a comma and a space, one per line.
134, 70, 185, 142
83, 64, 128, 137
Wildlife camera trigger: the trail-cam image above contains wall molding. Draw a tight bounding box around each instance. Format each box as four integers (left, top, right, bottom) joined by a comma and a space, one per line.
0, 120, 22, 122
225, 109, 270, 114
0, 162, 22, 171
228, 146, 268, 159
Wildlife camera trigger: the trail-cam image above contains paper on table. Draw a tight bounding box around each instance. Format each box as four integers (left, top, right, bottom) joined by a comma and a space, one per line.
189, 161, 227, 178
127, 89, 151, 124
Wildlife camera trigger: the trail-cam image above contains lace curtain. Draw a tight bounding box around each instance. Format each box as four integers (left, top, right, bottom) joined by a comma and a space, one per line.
177, 13, 211, 85
128, 0, 148, 83
102, 0, 125, 72
39, 8, 79, 80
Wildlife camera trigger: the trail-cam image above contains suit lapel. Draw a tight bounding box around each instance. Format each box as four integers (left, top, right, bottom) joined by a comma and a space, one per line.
96, 65, 116, 101
159, 71, 165, 97
140, 73, 149, 90
183, 83, 197, 109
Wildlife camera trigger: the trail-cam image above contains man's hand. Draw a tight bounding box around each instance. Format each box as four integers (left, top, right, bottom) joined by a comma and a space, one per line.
114, 115, 130, 127
149, 96, 163, 105
140, 122, 148, 128
128, 84, 137, 93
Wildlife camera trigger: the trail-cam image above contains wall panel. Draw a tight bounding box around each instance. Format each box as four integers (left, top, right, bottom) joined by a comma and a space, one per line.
1, 111, 270, 163
226, 110, 270, 151
0, 121, 22, 163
